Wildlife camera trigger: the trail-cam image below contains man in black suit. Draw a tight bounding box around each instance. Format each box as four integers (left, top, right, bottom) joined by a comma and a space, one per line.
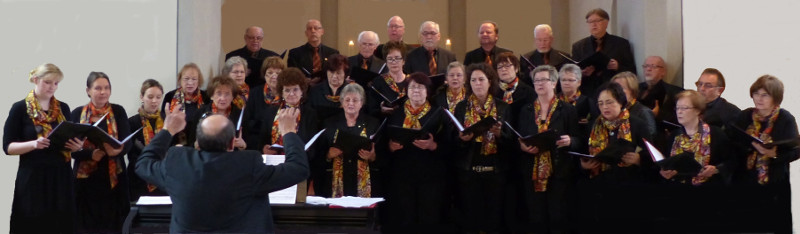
637, 56, 684, 123
521, 24, 571, 87
375, 16, 416, 60
348, 31, 386, 74
404, 21, 457, 75
288, 19, 340, 85
695, 68, 740, 128
571, 8, 636, 98
225, 26, 280, 88
135, 106, 309, 233
463, 21, 511, 67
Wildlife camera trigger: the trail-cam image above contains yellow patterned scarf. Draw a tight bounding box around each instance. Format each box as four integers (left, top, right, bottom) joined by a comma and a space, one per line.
670, 122, 712, 185
746, 107, 780, 185
402, 100, 431, 129
464, 94, 498, 155
383, 74, 406, 99
263, 84, 280, 105
446, 87, 466, 113
24, 90, 69, 162
169, 88, 204, 112
559, 91, 581, 106
332, 127, 371, 198
233, 84, 249, 109
270, 102, 301, 146
138, 107, 162, 192
588, 109, 632, 175
77, 102, 122, 189
211, 102, 232, 117
499, 77, 519, 104
532, 97, 558, 192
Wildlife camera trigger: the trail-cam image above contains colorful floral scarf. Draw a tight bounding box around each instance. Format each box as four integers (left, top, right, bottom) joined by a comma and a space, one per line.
670, 121, 712, 185
270, 102, 301, 146
499, 77, 519, 104
746, 107, 780, 185
169, 88, 204, 112
402, 100, 431, 129
263, 84, 280, 105
138, 107, 162, 192
446, 87, 466, 113
588, 109, 633, 175
558, 91, 581, 106
233, 84, 249, 109
77, 102, 122, 189
24, 90, 69, 162
464, 94, 498, 155
532, 97, 558, 192
383, 74, 406, 99
332, 127, 371, 197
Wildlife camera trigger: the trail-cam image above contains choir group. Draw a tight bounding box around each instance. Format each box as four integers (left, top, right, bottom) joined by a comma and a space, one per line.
3, 8, 797, 234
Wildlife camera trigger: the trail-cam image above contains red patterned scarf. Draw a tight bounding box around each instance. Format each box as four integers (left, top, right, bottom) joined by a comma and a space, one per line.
169, 88, 204, 112
77, 102, 122, 189
233, 84, 249, 109
499, 77, 519, 104
263, 84, 280, 105
270, 102, 301, 146
138, 107, 162, 192
464, 94, 498, 155
402, 100, 431, 129
588, 109, 633, 176
746, 107, 780, 185
532, 97, 558, 192
670, 121, 712, 185
332, 127, 371, 197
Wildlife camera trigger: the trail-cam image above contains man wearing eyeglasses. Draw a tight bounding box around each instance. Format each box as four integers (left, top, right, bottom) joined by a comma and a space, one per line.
571, 8, 636, 98
288, 19, 340, 85
695, 68, 741, 128
521, 24, 571, 88
404, 21, 457, 75
226, 26, 280, 88
463, 21, 512, 67
375, 16, 417, 60
348, 31, 386, 74
638, 56, 684, 124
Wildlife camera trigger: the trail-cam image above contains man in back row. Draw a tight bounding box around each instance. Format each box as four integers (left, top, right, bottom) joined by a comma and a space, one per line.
463, 21, 511, 67
404, 21, 457, 75
135, 106, 309, 233
288, 19, 340, 85
226, 26, 280, 88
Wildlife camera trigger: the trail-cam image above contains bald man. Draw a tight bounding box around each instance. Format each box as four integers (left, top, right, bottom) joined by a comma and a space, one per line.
348, 31, 386, 74
521, 24, 571, 87
463, 21, 511, 66
375, 16, 417, 59
287, 19, 340, 85
226, 26, 280, 87
135, 107, 309, 233
637, 56, 683, 123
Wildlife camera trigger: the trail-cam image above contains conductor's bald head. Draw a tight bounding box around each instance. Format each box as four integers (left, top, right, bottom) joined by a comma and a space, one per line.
196, 114, 235, 152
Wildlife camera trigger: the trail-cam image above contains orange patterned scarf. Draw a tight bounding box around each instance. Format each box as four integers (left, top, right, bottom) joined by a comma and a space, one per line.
383, 74, 406, 98
263, 84, 280, 105
402, 100, 431, 129
464, 94, 498, 155
746, 107, 780, 185
532, 97, 558, 192
332, 127, 371, 197
24, 90, 69, 162
77, 102, 123, 189
588, 109, 632, 176
211, 102, 232, 117
446, 87, 465, 113
233, 84, 249, 109
169, 88, 204, 112
270, 102, 301, 146
559, 91, 581, 106
499, 77, 519, 104
670, 122, 712, 185
138, 107, 162, 192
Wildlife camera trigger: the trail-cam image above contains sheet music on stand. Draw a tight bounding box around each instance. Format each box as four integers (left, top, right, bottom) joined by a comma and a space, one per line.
262, 154, 298, 204
136, 196, 172, 205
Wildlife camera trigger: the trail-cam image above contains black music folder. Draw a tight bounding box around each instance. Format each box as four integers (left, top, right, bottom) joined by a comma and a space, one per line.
48, 122, 142, 149
268, 129, 327, 153
332, 119, 386, 158
574, 52, 611, 69
429, 73, 446, 90
503, 121, 560, 151
443, 109, 497, 136
349, 67, 381, 88
731, 125, 800, 149
370, 85, 407, 107
387, 107, 442, 145
568, 139, 635, 165
644, 139, 702, 177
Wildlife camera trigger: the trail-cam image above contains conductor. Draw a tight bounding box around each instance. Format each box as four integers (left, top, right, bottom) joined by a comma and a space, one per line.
135, 104, 309, 233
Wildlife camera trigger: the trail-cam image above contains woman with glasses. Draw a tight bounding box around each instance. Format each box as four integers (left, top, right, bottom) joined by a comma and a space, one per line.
224, 56, 249, 109
256, 68, 318, 154
515, 65, 580, 233
244, 56, 285, 150
185, 76, 244, 150
494, 52, 535, 117
730, 75, 797, 233
161, 63, 210, 145
368, 41, 408, 119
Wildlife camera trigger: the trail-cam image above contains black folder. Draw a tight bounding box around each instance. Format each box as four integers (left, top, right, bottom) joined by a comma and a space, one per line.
429, 73, 446, 90
576, 52, 611, 69
370, 85, 407, 107
520, 55, 536, 70
443, 109, 497, 136
279, 49, 287, 59
503, 121, 560, 151
568, 139, 635, 165
350, 67, 380, 87
387, 107, 442, 145
731, 125, 800, 149
644, 138, 703, 177
658, 120, 682, 132
301, 67, 326, 79
332, 119, 386, 158
48, 122, 142, 149
315, 106, 344, 120
268, 129, 327, 154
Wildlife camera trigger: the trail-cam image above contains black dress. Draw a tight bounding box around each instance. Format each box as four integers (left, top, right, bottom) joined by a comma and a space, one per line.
513, 99, 580, 233
161, 89, 210, 145
450, 97, 512, 232
383, 103, 448, 232
242, 85, 280, 150
494, 79, 535, 118
70, 104, 131, 233
249, 103, 319, 152
367, 74, 407, 119
126, 113, 168, 202
3, 100, 75, 233
307, 81, 345, 122
314, 113, 383, 198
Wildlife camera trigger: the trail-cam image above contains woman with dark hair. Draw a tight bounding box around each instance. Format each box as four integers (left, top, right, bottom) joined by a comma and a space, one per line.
451, 63, 511, 233
127, 79, 167, 202
308, 54, 349, 122
494, 52, 535, 117
514, 65, 580, 233
575, 82, 654, 232
71, 71, 132, 233
315, 83, 383, 198
368, 41, 408, 118
254, 68, 318, 154
384, 72, 447, 231
730, 75, 797, 233
4, 63, 83, 233
186, 76, 243, 149
161, 63, 211, 145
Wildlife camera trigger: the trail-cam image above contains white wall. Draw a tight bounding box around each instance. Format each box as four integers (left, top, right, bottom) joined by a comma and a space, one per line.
0, 0, 178, 232
683, 0, 800, 232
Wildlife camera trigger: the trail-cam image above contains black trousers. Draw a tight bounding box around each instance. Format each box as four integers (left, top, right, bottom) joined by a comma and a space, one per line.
456, 170, 506, 232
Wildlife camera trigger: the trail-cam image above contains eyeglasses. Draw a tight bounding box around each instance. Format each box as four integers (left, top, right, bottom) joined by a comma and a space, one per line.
408, 85, 427, 90
695, 82, 719, 89
560, 78, 578, 83
586, 19, 606, 24
246, 36, 263, 41
496, 63, 514, 70
642, 64, 664, 69
389, 24, 404, 29
421, 31, 438, 37
533, 78, 551, 84
386, 57, 404, 63
675, 106, 695, 112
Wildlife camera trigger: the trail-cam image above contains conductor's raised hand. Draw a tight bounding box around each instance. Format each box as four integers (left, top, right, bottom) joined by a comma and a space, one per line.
163, 103, 186, 135
277, 107, 299, 135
